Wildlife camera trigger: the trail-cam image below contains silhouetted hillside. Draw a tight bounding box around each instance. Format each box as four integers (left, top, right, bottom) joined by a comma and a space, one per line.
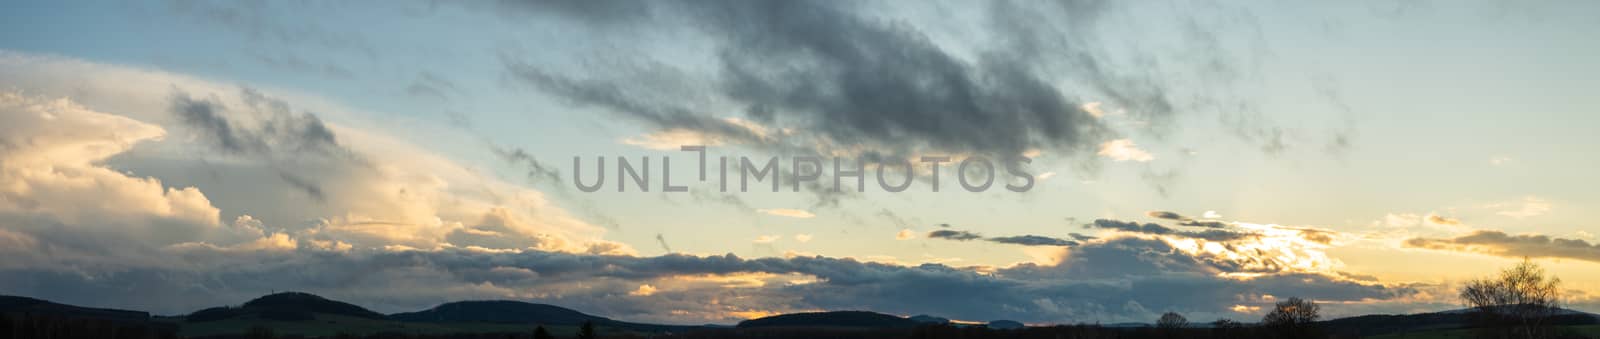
986, 319, 1024, 329
391, 300, 605, 325
736, 311, 919, 328
0, 295, 176, 339
187, 292, 386, 322
1319, 307, 1600, 337
908, 314, 949, 325
0, 295, 151, 322
391, 300, 697, 333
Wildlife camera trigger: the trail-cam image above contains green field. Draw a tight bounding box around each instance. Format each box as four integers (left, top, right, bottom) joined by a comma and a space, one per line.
168, 313, 587, 338
1367, 325, 1600, 339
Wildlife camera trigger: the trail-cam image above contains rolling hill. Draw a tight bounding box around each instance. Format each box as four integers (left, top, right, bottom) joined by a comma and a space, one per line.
390, 300, 603, 324
0, 295, 153, 322
736, 311, 921, 328
186, 292, 387, 322
392, 300, 694, 333
1320, 307, 1600, 337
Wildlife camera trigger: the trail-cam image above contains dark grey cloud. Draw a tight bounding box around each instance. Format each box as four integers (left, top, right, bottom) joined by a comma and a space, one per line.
171, 92, 251, 154
168, 87, 369, 204
275, 171, 327, 201
1089, 219, 1174, 234
1146, 211, 1184, 220
497, 0, 1134, 160
169, 87, 349, 158
988, 235, 1077, 247
1086, 219, 1255, 242
925, 228, 1077, 247
1178, 220, 1230, 228
491, 145, 562, 185
1404, 230, 1600, 263
503, 62, 768, 146
1145, 211, 1231, 229
927, 230, 983, 241
701, 0, 1107, 157
654, 234, 673, 253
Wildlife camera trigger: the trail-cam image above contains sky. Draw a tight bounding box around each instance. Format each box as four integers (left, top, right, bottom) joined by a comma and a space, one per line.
1, 0, 1599, 326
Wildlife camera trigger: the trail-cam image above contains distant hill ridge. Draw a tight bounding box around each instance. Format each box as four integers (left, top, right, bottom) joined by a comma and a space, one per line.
737, 311, 921, 328
390, 300, 608, 325
187, 291, 386, 322
0, 295, 151, 323
1320, 307, 1600, 337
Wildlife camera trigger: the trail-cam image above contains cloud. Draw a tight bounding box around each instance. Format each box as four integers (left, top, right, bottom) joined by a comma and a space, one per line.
1086, 219, 1254, 242
0, 91, 228, 252
1424, 214, 1461, 226
922, 227, 1078, 247
491, 0, 1226, 163
896, 229, 916, 240
794, 234, 813, 243
655, 234, 674, 253
171, 87, 351, 160
753, 235, 781, 244
0, 52, 625, 256
1145, 211, 1229, 228
756, 208, 815, 219
988, 235, 1078, 247
927, 230, 983, 241
629, 284, 658, 297
1082, 102, 1109, 118
1097, 139, 1155, 162
1178, 220, 1231, 228
1146, 211, 1184, 220
168, 87, 366, 202
492, 145, 562, 185
1404, 230, 1600, 263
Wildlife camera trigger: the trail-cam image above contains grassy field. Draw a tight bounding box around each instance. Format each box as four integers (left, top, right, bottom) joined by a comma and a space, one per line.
170, 313, 586, 338
1367, 325, 1600, 339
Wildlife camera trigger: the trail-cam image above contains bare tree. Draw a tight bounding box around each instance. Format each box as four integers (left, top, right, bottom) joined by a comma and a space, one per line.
1460, 259, 1562, 339
1156, 312, 1188, 329
1262, 297, 1320, 338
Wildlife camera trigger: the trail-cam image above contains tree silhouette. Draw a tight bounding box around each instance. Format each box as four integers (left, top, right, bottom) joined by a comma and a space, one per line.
533, 325, 554, 339
1263, 297, 1320, 338
1156, 311, 1188, 329
1461, 258, 1562, 339
576, 320, 597, 339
